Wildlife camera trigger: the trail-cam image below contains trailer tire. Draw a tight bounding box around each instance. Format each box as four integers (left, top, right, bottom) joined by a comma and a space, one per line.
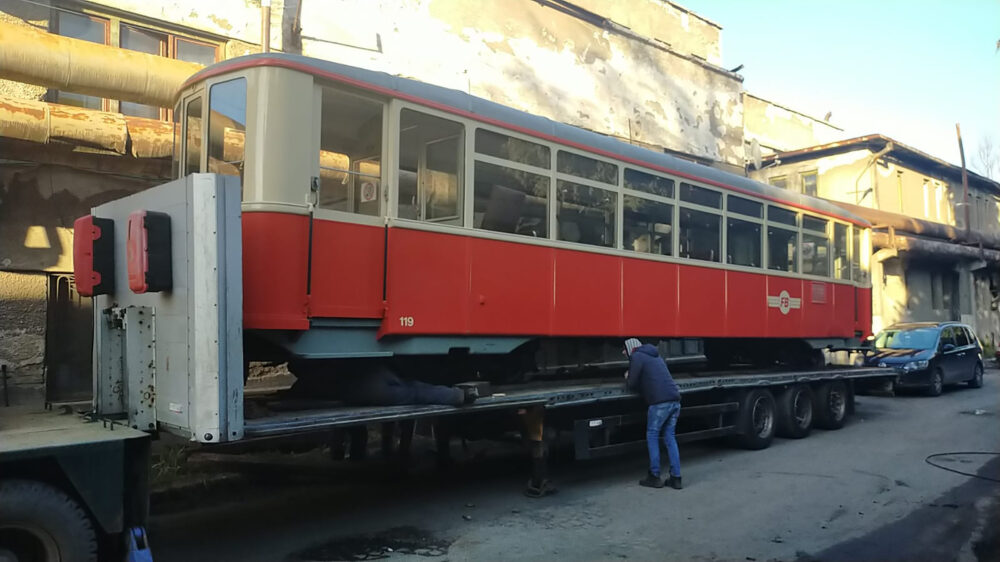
776, 385, 813, 439
0, 479, 97, 562
732, 389, 776, 450
813, 381, 848, 430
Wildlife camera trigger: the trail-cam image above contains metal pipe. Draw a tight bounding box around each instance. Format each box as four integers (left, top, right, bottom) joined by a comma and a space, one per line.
261, 0, 272, 53
956, 123, 970, 235
853, 142, 893, 206
2, 364, 8, 407
0, 21, 203, 108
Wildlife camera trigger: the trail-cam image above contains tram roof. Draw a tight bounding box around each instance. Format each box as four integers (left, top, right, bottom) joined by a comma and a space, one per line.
185, 53, 870, 227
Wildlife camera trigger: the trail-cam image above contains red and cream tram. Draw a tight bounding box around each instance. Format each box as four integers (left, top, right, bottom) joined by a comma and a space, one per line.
173, 53, 871, 377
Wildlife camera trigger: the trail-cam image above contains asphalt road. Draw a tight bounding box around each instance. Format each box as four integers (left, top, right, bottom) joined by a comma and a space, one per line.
150, 370, 1000, 562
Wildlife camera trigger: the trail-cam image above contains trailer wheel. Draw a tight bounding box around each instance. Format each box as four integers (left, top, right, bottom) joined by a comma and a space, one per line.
813, 381, 848, 430
0, 479, 97, 562
776, 385, 813, 439
732, 389, 776, 450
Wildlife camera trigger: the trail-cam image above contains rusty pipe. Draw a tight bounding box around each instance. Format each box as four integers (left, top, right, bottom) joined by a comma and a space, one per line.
0, 21, 203, 108
0, 94, 174, 157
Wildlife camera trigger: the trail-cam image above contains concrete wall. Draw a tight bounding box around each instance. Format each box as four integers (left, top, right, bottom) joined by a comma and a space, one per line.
0, 271, 47, 403
743, 93, 843, 156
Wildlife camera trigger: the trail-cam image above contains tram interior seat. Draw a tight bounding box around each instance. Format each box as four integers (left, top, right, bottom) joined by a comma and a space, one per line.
481, 184, 526, 233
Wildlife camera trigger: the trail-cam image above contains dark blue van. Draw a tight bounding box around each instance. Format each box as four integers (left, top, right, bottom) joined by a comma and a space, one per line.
866, 322, 984, 396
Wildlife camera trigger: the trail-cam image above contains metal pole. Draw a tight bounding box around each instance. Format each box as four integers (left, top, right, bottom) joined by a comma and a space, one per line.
261, 0, 272, 53
2, 364, 8, 407
956, 123, 970, 235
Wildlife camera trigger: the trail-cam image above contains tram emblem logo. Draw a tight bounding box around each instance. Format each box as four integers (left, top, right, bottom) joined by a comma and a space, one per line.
767, 290, 801, 315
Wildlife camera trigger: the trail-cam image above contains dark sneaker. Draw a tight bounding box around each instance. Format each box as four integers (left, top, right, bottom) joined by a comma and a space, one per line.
639, 472, 663, 488
667, 475, 682, 490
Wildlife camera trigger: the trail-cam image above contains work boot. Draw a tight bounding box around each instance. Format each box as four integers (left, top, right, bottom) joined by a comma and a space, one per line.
667, 475, 683, 490
461, 386, 479, 405
639, 472, 663, 488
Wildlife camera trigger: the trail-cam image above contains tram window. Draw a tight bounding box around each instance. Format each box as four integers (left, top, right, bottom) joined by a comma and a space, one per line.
851, 226, 862, 281
728, 195, 762, 218
473, 160, 549, 237
208, 78, 246, 181
184, 96, 202, 176
624, 195, 673, 256
678, 208, 721, 262
556, 180, 616, 247
398, 109, 463, 224
318, 88, 383, 216
767, 227, 798, 272
475, 129, 550, 169
679, 183, 722, 209
624, 168, 674, 199
833, 223, 849, 280
727, 218, 761, 267
802, 232, 830, 277
557, 151, 618, 185
172, 101, 181, 179
802, 215, 828, 232
768, 205, 797, 227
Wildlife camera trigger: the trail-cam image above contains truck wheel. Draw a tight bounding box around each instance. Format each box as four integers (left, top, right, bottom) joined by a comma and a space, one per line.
776, 385, 813, 439
813, 381, 848, 429
0, 479, 97, 562
732, 389, 776, 450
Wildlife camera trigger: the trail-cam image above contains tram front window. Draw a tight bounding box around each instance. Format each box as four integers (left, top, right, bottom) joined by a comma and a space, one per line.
318, 87, 384, 216
208, 78, 247, 182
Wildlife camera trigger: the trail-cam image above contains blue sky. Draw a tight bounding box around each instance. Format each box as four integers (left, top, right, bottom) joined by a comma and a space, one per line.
679, 0, 999, 172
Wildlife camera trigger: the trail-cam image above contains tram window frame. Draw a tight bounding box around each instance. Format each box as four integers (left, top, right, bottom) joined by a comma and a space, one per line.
556, 179, 617, 248
801, 231, 830, 277
397, 108, 465, 225
727, 195, 763, 218
624, 168, 674, 199
727, 217, 762, 268
475, 128, 551, 169
678, 207, 721, 263
768, 205, 798, 227
767, 225, 798, 273
183, 95, 203, 176
833, 222, 850, 280
207, 78, 247, 183
556, 150, 619, 186
623, 194, 673, 256
679, 182, 722, 209
318, 87, 385, 217
473, 159, 550, 238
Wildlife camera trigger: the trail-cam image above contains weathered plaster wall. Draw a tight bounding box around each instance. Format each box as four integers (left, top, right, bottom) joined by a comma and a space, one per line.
743, 93, 843, 155
0, 271, 46, 401
0, 164, 156, 272
296, 0, 744, 166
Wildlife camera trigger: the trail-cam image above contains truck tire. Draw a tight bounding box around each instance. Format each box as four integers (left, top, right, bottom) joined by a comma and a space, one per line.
732, 389, 776, 450
0, 479, 97, 562
776, 385, 813, 439
813, 380, 848, 430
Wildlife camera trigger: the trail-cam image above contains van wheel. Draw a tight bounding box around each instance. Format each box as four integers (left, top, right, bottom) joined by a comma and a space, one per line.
776, 385, 814, 439
813, 381, 848, 429
731, 389, 776, 450
0, 479, 97, 562
967, 363, 983, 389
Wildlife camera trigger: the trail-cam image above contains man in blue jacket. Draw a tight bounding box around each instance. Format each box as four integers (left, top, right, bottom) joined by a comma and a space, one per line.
624, 338, 682, 489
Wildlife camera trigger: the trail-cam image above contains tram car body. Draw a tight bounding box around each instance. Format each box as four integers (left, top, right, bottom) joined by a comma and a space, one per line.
170, 54, 872, 377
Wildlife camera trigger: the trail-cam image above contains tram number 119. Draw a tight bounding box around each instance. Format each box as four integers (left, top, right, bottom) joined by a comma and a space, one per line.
399, 316, 415, 327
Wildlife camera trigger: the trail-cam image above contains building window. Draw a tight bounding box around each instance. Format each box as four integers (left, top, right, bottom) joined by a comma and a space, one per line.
317, 88, 383, 215
556, 180, 616, 247
800, 171, 818, 197
624, 195, 673, 255
768, 176, 788, 189
53, 11, 109, 109
51, 10, 219, 119
398, 109, 463, 224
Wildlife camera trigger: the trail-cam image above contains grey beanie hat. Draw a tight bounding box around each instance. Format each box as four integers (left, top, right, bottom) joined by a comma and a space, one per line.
624, 338, 642, 356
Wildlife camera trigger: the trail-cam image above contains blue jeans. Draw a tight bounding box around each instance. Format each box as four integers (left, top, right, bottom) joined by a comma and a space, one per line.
646, 401, 681, 478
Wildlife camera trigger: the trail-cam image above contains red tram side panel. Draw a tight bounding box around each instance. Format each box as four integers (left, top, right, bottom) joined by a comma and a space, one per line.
308, 220, 385, 319
242, 212, 310, 330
